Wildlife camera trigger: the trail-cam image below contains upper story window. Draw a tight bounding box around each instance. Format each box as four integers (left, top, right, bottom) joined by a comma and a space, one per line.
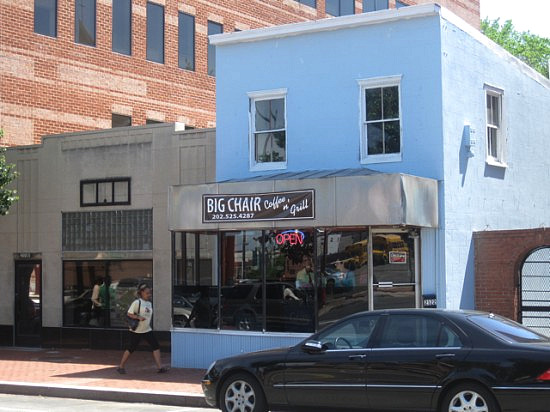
248, 89, 287, 171
326, 0, 354, 16
178, 12, 195, 71
359, 76, 402, 163
297, 0, 316, 8
35, 0, 57, 37
363, 0, 388, 12
112, 113, 131, 127
146, 2, 164, 63
396, 0, 409, 8
207, 21, 223, 76
75, 0, 96, 46
485, 85, 506, 166
112, 0, 131, 55
81, 178, 131, 206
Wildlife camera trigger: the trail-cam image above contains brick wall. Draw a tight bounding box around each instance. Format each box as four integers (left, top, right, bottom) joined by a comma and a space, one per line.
0, 0, 479, 146
474, 228, 550, 321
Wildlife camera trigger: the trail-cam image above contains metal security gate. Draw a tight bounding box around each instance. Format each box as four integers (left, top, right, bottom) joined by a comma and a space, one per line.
520, 247, 550, 336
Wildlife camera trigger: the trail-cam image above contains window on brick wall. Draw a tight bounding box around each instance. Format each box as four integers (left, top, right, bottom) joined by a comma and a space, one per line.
207, 21, 223, 76
146, 119, 162, 124
297, 0, 316, 8
146, 2, 164, 63
112, 0, 131, 55
34, 0, 57, 37
326, 0, 354, 16
112, 113, 131, 128
359, 76, 402, 163
396, 0, 409, 8
178, 12, 195, 71
75, 0, 96, 46
363, 0, 388, 12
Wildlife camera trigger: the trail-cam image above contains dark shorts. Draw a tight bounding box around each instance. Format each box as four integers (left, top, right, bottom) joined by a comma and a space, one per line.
126, 330, 160, 353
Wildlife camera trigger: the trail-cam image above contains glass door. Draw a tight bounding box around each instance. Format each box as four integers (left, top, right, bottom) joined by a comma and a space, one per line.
372, 231, 418, 310
15, 261, 42, 346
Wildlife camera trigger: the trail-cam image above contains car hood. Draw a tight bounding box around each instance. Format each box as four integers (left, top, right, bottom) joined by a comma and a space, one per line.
214, 346, 292, 370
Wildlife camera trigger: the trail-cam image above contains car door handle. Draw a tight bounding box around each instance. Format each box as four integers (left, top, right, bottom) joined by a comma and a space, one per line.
348, 354, 367, 360
435, 353, 456, 359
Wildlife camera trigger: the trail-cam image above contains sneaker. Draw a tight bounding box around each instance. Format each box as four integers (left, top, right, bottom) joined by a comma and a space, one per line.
157, 367, 169, 373
116, 367, 126, 374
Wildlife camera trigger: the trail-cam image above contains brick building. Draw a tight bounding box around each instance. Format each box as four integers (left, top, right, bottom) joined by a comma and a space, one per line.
0, 0, 479, 146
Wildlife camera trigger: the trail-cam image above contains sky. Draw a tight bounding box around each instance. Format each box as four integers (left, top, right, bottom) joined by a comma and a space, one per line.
480, 0, 550, 38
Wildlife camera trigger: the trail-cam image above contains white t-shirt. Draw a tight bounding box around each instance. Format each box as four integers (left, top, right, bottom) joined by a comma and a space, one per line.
127, 298, 153, 334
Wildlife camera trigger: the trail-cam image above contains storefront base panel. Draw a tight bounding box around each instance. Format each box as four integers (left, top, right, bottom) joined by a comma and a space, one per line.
0, 325, 14, 346
41, 327, 171, 352
171, 330, 307, 369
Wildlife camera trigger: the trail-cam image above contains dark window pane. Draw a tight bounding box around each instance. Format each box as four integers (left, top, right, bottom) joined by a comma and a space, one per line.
470, 314, 549, 343
178, 12, 195, 70
377, 315, 440, 348
75, 0, 96, 46
325, 0, 338, 15
383, 86, 399, 119
255, 131, 286, 163
298, 0, 316, 8
112, 113, 131, 127
384, 120, 400, 153
366, 88, 382, 121
112, 0, 131, 55
367, 123, 383, 155
363, 0, 388, 12
327, 0, 354, 16
207, 21, 222, 76
146, 2, 164, 63
396, 0, 408, 8
146, 119, 162, 124
35, 0, 57, 37
255, 98, 285, 131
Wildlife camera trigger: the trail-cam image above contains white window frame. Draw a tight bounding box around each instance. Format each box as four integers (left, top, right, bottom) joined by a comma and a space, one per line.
358, 75, 403, 164
484, 84, 506, 167
248, 88, 288, 172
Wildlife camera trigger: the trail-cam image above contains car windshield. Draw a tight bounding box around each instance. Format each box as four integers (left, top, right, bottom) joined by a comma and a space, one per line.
469, 314, 550, 343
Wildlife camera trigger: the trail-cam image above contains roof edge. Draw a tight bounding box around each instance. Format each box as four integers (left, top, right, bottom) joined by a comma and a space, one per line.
209, 3, 441, 46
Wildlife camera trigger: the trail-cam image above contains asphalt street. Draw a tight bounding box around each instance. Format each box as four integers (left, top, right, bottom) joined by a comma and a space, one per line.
0, 394, 216, 412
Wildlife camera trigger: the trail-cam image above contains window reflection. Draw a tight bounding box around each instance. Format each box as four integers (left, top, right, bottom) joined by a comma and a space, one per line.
317, 231, 369, 328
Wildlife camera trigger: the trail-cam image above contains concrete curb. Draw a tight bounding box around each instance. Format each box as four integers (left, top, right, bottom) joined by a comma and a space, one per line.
0, 381, 209, 408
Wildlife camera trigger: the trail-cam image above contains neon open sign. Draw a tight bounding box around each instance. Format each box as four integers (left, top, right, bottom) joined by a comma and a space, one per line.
276, 230, 305, 246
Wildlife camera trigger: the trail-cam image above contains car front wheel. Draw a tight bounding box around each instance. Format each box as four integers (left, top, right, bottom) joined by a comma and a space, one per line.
441, 383, 499, 412
220, 373, 267, 412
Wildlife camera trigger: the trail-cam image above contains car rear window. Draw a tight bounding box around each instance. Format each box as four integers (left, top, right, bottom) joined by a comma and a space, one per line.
469, 314, 550, 343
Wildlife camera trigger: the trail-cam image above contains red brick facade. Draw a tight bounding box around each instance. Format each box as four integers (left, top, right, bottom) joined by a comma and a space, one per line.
0, 0, 479, 146
474, 228, 550, 321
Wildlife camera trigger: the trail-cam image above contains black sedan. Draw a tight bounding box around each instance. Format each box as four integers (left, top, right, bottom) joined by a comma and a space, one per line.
201, 309, 550, 412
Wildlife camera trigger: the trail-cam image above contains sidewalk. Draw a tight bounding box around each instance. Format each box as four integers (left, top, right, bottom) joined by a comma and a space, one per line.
0, 347, 209, 408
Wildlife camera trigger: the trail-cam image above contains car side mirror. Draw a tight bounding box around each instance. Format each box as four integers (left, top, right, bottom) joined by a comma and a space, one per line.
302, 340, 326, 353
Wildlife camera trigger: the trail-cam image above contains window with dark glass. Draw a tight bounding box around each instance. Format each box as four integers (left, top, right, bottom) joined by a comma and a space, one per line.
146, 119, 162, 124
173, 233, 218, 329
35, 0, 57, 37
376, 315, 445, 348
297, 0, 316, 8
63, 260, 153, 328
80, 178, 130, 206
326, 0, 354, 16
363, 0, 388, 12
364, 84, 400, 156
112, 113, 131, 127
112, 0, 131, 55
146, 2, 164, 63
318, 314, 380, 349
251, 95, 286, 164
396, 0, 408, 8
178, 12, 195, 71
75, 0, 96, 46
207, 21, 222, 76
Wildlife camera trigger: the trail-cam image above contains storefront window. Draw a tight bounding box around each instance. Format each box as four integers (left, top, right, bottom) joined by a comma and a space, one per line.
372, 232, 416, 309
63, 260, 153, 328
174, 232, 218, 328
317, 230, 370, 328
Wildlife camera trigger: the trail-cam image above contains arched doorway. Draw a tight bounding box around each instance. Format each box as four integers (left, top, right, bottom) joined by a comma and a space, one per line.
520, 247, 550, 336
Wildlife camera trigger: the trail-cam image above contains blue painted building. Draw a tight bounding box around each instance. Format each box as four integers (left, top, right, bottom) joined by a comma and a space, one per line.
168, 4, 550, 367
